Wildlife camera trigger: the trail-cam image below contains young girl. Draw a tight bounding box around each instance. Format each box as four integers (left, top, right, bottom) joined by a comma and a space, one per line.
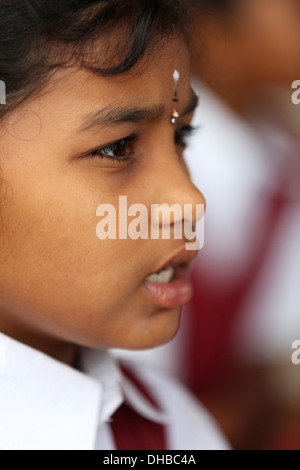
0, 0, 229, 450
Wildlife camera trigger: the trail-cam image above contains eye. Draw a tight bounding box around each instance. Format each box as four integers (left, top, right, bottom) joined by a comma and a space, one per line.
175, 125, 198, 148
87, 134, 138, 163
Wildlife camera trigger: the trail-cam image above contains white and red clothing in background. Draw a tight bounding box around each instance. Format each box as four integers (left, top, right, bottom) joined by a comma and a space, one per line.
183, 81, 300, 391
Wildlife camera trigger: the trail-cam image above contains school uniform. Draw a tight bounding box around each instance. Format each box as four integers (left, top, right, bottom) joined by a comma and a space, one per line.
0, 333, 230, 450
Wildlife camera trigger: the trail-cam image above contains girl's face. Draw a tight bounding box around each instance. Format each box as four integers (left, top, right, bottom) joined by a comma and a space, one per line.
0, 38, 204, 360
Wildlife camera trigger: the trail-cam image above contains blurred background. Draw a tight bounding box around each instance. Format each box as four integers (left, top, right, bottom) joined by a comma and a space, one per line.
115, 0, 300, 449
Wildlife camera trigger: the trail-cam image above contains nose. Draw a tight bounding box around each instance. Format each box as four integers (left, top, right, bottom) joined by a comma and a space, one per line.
150, 148, 206, 247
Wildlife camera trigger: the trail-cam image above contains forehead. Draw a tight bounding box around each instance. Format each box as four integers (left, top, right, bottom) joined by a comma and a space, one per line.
35, 39, 190, 125
3, 38, 191, 147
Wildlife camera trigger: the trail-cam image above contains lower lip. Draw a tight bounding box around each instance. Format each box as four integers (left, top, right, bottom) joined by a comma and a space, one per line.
143, 266, 193, 309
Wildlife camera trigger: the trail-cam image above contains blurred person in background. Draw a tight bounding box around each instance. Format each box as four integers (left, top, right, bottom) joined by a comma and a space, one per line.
181, 0, 300, 450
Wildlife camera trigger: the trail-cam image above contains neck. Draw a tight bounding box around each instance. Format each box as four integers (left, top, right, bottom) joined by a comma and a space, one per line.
0, 315, 77, 366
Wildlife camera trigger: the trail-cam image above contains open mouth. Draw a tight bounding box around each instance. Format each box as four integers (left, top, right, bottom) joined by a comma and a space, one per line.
143, 249, 198, 309
145, 265, 176, 284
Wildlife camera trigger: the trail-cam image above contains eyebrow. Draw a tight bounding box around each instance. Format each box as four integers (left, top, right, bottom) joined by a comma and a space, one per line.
78, 90, 199, 134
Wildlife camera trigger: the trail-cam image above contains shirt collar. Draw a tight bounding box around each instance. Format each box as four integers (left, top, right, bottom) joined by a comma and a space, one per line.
0, 333, 168, 450
80, 348, 169, 425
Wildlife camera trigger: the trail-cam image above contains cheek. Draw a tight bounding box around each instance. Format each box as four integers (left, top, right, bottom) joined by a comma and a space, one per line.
0, 182, 177, 350
0, 167, 160, 338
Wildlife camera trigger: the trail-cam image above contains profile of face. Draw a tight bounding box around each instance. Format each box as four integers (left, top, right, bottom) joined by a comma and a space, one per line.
0, 37, 204, 361
192, 0, 300, 83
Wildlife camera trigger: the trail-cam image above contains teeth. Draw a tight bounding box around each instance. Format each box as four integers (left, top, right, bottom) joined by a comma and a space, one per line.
145, 266, 175, 284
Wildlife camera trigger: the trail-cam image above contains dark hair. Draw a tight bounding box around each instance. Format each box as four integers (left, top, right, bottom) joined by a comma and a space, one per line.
190, 0, 232, 9
0, 0, 189, 119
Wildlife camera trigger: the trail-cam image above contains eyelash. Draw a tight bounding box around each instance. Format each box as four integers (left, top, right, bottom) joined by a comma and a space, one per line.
86, 125, 198, 164
175, 125, 198, 148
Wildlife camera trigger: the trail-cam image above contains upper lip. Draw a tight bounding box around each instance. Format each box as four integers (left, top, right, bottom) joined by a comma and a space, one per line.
150, 247, 199, 275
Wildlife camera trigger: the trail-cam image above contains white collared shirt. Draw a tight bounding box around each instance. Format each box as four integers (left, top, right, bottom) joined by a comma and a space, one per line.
0, 333, 229, 450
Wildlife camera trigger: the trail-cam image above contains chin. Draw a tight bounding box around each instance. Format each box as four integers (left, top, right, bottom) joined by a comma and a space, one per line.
123, 306, 182, 351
